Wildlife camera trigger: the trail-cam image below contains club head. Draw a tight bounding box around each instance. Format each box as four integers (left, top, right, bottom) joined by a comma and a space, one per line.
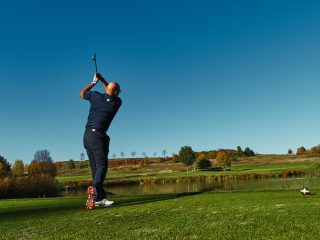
92, 53, 96, 61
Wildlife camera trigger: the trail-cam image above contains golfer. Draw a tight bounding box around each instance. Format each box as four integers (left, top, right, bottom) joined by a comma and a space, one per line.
80, 73, 122, 208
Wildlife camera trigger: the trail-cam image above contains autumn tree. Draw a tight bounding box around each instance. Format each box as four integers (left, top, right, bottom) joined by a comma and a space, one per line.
143, 157, 149, 165
179, 146, 195, 172
215, 151, 233, 171
0, 155, 11, 178
310, 145, 320, 154
296, 146, 307, 155
28, 150, 56, 176
55, 161, 62, 171
12, 160, 25, 176
195, 153, 211, 170
172, 154, 179, 163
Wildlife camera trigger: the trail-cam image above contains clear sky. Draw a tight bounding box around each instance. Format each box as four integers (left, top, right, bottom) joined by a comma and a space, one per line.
1, 0, 320, 164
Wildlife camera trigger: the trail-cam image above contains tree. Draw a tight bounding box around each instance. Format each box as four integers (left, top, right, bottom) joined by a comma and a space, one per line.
143, 157, 149, 165
68, 159, 76, 169
28, 150, 56, 176
12, 160, 25, 176
142, 152, 147, 158
80, 153, 85, 161
153, 152, 157, 158
179, 146, 195, 172
55, 161, 62, 170
310, 145, 320, 154
236, 146, 243, 157
80, 161, 89, 169
195, 153, 211, 170
215, 151, 232, 171
120, 152, 125, 159
288, 149, 293, 155
244, 147, 255, 157
131, 151, 136, 158
112, 154, 117, 159
162, 150, 167, 158
0, 155, 11, 178
296, 146, 307, 155
172, 154, 179, 163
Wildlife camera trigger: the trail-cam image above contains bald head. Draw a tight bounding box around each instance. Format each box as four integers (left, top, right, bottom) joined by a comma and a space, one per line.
107, 82, 121, 96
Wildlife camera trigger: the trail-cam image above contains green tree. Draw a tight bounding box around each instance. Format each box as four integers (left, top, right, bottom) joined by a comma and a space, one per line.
80, 153, 85, 161
244, 147, 255, 157
236, 146, 243, 157
28, 150, 56, 176
195, 153, 211, 170
288, 149, 293, 155
179, 146, 195, 172
12, 160, 25, 176
0, 155, 11, 178
68, 159, 76, 169
80, 161, 89, 169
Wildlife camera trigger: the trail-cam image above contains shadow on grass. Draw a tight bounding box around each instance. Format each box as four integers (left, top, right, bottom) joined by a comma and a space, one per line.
110, 191, 202, 208
0, 191, 204, 220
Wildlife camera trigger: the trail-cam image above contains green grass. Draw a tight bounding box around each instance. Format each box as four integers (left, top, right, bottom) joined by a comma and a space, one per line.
1, 189, 320, 239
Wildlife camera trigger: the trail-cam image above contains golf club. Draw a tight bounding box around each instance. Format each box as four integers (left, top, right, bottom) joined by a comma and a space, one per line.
92, 53, 98, 73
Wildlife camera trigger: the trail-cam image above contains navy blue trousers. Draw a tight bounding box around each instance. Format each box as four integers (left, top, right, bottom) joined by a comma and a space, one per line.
83, 129, 110, 201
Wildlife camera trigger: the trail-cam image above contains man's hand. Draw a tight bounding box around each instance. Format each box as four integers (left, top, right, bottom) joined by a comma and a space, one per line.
92, 73, 99, 84
95, 73, 106, 82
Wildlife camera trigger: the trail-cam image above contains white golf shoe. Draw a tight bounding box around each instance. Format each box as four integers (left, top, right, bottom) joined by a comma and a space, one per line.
95, 199, 114, 207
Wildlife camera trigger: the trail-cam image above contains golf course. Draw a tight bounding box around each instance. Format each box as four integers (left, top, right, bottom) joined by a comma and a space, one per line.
1, 189, 319, 239
1, 154, 320, 239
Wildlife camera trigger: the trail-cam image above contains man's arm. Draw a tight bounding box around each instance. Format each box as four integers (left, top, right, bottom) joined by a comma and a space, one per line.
96, 73, 108, 93
79, 74, 99, 99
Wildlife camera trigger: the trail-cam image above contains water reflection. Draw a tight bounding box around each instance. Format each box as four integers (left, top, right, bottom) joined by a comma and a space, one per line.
63, 177, 317, 197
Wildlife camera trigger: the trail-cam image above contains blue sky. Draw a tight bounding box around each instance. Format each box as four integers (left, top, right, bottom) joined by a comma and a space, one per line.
1, 0, 320, 163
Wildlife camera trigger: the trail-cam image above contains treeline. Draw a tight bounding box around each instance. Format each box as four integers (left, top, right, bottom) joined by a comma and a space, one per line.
0, 150, 59, 199
294, 145, 320, 155
178, 146, 256, 172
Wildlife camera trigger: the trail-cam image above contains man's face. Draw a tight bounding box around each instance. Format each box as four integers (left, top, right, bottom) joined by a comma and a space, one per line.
107, 82, 121, 96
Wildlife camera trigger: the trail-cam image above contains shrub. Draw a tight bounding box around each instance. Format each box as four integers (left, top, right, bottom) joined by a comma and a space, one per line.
195, 154, 211, 170
0, 174, 59, 199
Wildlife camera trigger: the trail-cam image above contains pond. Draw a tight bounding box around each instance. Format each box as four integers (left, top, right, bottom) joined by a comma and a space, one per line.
63, 176, 318, 197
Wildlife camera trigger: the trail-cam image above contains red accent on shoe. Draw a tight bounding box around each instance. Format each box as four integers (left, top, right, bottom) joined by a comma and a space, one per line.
86, 186, 95, 210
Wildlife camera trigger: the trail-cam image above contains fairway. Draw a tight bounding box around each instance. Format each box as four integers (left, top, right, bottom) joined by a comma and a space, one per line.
1, 189, 319, 240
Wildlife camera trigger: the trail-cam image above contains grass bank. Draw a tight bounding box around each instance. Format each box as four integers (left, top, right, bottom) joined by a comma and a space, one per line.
1, 189, 320, 239
55, 160, 319, 189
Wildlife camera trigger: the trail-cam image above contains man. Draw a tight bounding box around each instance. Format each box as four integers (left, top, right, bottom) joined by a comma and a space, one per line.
80, 73, 122, 209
